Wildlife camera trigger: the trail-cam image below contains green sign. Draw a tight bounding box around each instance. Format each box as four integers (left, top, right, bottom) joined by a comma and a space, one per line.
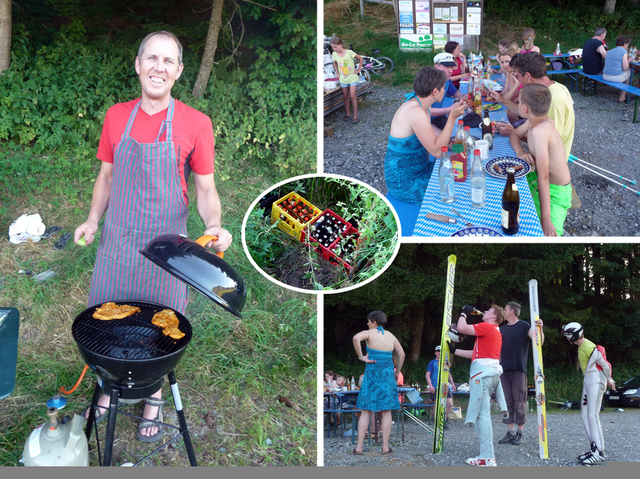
400, 34, 433, 51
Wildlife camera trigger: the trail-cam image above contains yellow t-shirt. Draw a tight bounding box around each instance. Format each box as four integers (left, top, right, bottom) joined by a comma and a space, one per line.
548, 82, 575, 161
578, 338, 596, 375
332, 50, 359, 85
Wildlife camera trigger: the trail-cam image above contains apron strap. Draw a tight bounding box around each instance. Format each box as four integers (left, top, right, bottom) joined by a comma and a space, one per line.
122, 100, 142, 140
155, 97, 176, 143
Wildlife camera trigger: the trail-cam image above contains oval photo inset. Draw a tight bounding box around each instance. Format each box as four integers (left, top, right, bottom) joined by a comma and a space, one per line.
242, 174, 400, 293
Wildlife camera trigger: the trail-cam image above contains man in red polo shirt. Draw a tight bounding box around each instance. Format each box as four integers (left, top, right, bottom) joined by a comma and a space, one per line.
75, 30, 231, 442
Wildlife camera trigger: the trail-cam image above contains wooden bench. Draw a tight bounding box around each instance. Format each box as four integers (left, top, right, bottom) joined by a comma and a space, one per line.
579, 72, 640, 123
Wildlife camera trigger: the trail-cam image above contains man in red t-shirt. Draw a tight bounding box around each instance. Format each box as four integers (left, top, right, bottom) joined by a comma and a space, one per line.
451, 304, 506, 467
75, 30, 232, 443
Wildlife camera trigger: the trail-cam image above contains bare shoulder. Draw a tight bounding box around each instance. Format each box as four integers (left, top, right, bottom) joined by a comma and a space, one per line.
529, 118, 557, 137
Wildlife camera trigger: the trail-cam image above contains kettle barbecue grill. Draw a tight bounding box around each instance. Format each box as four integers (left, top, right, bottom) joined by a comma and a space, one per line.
74, 234, 246, 466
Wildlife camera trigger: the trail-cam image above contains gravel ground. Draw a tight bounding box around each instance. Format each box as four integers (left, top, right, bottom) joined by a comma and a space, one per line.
323, 409, 640, 466
323, 81, 640, 237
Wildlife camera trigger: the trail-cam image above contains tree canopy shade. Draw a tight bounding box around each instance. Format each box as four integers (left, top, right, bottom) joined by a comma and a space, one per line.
325, 244, 640, 369
1, 0, 316, 173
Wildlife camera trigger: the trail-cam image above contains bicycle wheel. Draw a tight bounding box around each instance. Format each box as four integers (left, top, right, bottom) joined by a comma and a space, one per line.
371, 56, 394, 75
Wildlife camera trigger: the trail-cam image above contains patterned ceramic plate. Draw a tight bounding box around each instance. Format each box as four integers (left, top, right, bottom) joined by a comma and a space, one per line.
451, 226, 504, 237
485, 156, 531, 179
448, 136, 480, 151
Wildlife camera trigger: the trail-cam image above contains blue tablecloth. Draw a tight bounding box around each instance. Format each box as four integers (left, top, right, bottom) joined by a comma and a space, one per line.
412, 95, 544, 237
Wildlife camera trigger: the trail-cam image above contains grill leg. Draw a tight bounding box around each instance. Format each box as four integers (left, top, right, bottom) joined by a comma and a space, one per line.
85, 381, 102, 442
102, 387, 120, 466
168, 370, 197, 466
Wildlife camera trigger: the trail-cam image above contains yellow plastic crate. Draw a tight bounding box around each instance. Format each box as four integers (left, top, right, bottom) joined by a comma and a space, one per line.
271, 192, 322, 241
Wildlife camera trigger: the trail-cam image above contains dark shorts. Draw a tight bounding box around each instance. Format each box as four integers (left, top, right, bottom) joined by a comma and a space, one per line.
431, 115, 448, 131
430, 390, 453, 401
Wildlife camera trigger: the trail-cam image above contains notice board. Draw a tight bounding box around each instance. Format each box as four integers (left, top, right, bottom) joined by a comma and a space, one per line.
398, 0, 483, 52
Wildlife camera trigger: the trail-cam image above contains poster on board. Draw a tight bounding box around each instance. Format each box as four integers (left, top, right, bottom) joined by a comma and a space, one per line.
400, 34, 434, 51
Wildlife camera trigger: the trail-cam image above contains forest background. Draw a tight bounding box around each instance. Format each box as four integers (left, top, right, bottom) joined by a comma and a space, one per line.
0, 0, 317, 467
325, 244, 640, 401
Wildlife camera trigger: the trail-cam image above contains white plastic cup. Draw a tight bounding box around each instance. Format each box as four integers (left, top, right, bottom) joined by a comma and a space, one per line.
476, 139, 490, 160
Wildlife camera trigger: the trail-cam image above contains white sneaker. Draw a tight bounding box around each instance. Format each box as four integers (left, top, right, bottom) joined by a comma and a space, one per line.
465, 457, 497, 467
581, 450, 605, 465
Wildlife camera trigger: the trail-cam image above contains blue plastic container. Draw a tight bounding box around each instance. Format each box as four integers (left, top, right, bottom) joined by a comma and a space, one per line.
0, 308, 20, 400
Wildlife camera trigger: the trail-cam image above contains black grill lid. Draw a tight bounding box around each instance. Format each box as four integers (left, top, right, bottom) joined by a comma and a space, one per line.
139, 234, 246, 318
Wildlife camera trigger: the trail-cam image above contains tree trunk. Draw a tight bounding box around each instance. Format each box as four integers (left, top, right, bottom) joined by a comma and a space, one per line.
604, 0, 616, 13
192, 0, 224, 97
0, 0, 11, 72
406, 305, 424, 364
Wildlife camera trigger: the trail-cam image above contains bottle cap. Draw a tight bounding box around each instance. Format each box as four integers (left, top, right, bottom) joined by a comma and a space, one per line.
458, 119, 463, 124
464, 126, 470, 130
452, 144, 464, 153
506, 167, 515, 173
441, 146, 448, 152
474, 149, 481, 155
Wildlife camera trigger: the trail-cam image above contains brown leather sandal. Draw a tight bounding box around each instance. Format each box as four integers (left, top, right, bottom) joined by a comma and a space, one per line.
380, 446, 393, 454
352, 448, 364, 455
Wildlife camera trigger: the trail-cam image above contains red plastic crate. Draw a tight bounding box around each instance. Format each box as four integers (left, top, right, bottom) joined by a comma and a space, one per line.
307, 209, 360, 273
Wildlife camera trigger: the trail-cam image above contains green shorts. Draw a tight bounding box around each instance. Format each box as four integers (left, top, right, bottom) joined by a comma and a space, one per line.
527, 170, 572, 236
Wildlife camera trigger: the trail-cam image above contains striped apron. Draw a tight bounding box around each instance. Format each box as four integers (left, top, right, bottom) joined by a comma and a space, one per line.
88, 98, 189, 314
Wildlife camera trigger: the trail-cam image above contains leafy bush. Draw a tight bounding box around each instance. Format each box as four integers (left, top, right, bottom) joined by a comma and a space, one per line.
1, 11, 316, 177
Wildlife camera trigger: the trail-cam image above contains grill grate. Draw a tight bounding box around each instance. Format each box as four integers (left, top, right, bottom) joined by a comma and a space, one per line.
73, 302, 190, 360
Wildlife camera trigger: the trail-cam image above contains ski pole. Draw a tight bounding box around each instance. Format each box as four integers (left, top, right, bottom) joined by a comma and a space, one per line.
568, 154, 637, 185
568, 157, 640, 196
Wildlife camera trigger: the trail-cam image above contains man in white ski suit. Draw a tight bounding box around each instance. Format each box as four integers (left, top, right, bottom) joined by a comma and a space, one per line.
561, 322, 616, 465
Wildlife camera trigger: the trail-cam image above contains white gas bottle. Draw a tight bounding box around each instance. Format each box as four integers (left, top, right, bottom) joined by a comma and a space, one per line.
22, 407, 89, 466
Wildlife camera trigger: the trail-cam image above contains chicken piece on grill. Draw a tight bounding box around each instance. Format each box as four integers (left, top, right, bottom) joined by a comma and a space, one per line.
93, 302, 141, 320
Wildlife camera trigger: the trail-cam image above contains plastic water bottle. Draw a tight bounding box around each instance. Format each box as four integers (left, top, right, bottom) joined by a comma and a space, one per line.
439, 146, 456, 203
555, 43, 561, 56
470, 149, 486, 208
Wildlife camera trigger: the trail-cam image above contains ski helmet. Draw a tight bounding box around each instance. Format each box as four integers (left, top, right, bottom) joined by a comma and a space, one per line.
448, 322, 466, 342
561, 322, 584, 344
435, 345, 441, 352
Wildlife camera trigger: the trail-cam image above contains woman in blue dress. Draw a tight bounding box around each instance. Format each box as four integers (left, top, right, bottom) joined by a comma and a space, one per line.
384, 66, 467, 205
352, 311, 406, 454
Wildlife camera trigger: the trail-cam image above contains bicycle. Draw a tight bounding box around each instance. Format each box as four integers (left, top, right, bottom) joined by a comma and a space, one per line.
360, 49, 394, 76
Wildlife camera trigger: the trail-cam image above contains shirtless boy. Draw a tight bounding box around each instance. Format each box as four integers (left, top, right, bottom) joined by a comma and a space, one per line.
508, 84, 572, 236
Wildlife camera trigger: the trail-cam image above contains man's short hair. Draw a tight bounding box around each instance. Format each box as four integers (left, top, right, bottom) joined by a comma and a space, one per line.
505, 301, 522, 318
368, 310, 388, 328
616, 35, 631, 47
138, 30, 183, 64
513, 52, 548, 79
520, 84, 552, 117
413, 66, 447, 97
491, 304, 505, 324
594, 27, 606, 37
444, 41, 459, 54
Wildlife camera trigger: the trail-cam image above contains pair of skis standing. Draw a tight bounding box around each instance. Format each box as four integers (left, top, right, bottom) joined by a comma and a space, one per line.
433, 255, 611, 465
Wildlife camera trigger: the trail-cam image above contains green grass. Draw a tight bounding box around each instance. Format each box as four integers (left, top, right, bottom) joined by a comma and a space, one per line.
0, 147, 316, 466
